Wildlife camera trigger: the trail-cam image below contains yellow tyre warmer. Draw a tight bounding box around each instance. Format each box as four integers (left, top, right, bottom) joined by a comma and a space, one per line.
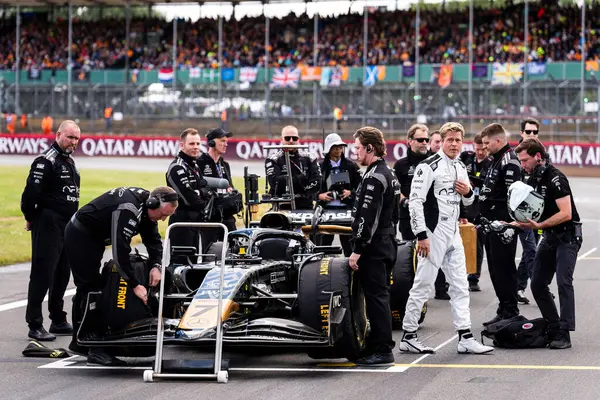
390, 240, 427, 329
298, 256, 367, 360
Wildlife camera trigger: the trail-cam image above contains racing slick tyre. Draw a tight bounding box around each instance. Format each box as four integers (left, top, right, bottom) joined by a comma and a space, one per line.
390, 240, 427, 329
298, 256, 367, 360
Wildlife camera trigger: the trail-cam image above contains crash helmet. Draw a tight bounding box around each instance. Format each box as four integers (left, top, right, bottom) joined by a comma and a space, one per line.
507, 181, 545, 223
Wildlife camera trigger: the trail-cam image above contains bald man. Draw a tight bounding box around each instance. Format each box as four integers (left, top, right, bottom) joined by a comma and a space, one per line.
21, 120, 82, 341
265, 125, 321, 209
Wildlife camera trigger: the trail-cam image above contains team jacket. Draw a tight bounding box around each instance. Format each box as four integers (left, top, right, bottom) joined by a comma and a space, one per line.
459, 150, 491, 219
533, 164, 580, 229
318, 154, 362, 208
21, 141, 80, 222
166, 151, 210, 215
409, 151, 474, 240
479, 144, 522, 220
265, 149, 321, 202
393, 149, 431, 220
74, 187, 162, 288
351, 159, 401, 254
197, 152, 234, 189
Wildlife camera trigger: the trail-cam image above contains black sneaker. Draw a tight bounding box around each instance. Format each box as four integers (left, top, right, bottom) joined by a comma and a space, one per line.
87, 348, 127, 366
28, 327, 56, 341
517, 290, 530, 305
50, 321, 73, 334
482, 315, 503, 326
355, 352, 394, 366
434, 291, 451, 300
549, 330, 571, 349
68, 340, 89, 356
469, 282, 481, 292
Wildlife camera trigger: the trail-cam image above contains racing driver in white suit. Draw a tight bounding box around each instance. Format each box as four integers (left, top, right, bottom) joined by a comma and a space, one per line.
399, 122, 494, 355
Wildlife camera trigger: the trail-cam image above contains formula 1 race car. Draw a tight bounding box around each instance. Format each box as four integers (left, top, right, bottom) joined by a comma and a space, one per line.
76, 212, 425, 362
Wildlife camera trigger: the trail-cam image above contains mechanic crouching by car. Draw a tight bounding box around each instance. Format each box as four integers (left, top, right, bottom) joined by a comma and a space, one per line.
265, 125, 321, 210
315, 133, 361, 256
348, 126, 400, 366
166, 128, 212, 262
64, 186, 177, 366
514, 139, 582, 349
197, 127, 242, 248
399, 122, 493, 355
20, 120, 81, 341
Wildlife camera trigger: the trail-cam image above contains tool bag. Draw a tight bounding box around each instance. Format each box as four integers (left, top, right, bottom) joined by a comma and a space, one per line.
481, 315, 550, 349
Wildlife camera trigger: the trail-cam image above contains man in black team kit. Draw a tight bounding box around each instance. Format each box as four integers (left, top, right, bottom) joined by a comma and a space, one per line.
479, 123, 522, 325
197, 127, 241, 247
459, 132, 491, 292
65, 186, 177, 365
394, 124, 449, 300
166, 128, 212, 260
514, 139, 582, 349
265, 125, 321, 210
21, 120, 81, 341
349, 126, 401, 366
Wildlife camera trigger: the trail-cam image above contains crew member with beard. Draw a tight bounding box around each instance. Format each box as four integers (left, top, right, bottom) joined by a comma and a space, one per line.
394, 124, 449, 300
349, 126, 401, 366
316, 133, 361, 256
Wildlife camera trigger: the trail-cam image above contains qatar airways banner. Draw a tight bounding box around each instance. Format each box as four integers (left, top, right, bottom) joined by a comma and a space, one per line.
1, 134, 599, 168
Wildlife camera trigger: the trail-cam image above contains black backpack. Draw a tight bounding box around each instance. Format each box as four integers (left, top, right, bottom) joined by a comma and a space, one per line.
481, 315, 551, 349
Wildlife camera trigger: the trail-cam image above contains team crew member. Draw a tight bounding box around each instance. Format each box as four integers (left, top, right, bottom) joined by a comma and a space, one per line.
20, 120, 81, 341
197, 127, 238, 247
459, 133, 491, 292
515, 117, 543, 304
514, 139, 581, 349
429, 130, 442, 153
348, 127, 400, 366
316, 133, 361, 256
394, 124, 449, 300
479, 123, 522, 325
265, 125, 321, 209
166, 128, 211, 260
65, 186, 177, 366
399, 122, 493, 355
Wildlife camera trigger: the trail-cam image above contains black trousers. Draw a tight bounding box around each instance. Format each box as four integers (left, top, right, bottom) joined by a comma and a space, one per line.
531, 232, 580, 331
517, 229, 539, 291
316, 233, 352, 257
64, 220, 106, 346
399, 221, 447, 292
468, 226, 485, 283
484, 230, 519, 318
26, 209, 71, 330
358, 234, 396, 354
168, 211, 202, 263
201, 215, 237, 250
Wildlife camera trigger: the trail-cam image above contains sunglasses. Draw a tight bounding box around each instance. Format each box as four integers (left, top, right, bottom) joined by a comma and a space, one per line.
284, 136, 299, 141
524, 130, 539, 135
413, 137, 429, 143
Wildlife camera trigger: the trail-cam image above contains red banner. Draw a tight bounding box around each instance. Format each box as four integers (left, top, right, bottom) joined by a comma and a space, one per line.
1, 134, 599, 168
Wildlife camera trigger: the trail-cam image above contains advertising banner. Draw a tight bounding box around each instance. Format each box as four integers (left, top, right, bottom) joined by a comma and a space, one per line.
1, 134, 599, 168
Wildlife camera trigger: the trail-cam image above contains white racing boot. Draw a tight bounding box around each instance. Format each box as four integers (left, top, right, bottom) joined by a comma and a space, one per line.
398, 332, 435, 354
457, 331, 494, 354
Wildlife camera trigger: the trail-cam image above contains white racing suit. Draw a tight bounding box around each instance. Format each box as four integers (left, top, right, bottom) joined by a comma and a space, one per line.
403, 151, 475, 332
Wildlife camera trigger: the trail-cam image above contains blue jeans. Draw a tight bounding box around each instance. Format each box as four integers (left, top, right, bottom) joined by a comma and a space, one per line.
517, 229, 539, 291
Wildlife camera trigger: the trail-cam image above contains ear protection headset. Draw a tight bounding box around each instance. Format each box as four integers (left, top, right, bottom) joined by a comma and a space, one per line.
146, 192, 179, 210
206, 130, 216, 148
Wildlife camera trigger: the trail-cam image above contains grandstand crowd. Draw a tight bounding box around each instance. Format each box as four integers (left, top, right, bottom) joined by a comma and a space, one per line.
0, 2, 598, 71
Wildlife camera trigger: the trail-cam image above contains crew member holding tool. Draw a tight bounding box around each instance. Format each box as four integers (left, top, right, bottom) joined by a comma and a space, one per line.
514, 139, 582, 349
166, 128, 212, 260
65, 186, 177, 366
265, 125, 321, 210
349, 126, 400, 366
316, 133, 361, 256
197, 127, 242, 247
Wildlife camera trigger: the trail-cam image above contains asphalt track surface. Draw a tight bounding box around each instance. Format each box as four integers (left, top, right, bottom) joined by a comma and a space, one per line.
2, 156, 600, 399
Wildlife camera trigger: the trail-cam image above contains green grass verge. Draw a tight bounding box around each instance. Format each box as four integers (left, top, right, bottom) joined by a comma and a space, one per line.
0, 166, 267, 266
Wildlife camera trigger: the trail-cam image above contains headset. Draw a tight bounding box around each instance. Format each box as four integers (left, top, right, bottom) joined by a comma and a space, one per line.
146, 192, 179, 210
206, 130, 216, 148
366, 144, 374, 154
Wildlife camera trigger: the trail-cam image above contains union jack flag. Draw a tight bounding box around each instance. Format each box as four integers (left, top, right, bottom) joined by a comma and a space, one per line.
270, 67, 300, 88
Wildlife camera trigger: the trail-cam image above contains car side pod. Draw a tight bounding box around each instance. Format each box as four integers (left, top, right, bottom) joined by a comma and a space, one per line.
143, 222, 230, 384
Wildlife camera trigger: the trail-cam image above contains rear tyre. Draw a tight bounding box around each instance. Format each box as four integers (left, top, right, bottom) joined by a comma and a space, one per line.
390, 240, 427, 329
298, 256, 367, 360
